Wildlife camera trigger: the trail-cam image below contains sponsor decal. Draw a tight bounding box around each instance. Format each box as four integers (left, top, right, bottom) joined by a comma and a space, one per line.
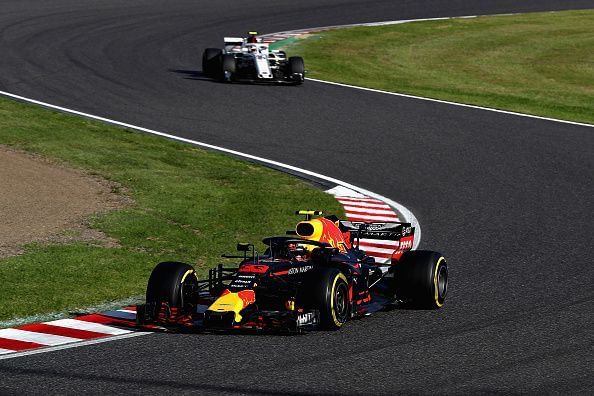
230, 274, 257, 290
399, 238, 412, 250
297, 312, 318, 326
287, 265, 313, 275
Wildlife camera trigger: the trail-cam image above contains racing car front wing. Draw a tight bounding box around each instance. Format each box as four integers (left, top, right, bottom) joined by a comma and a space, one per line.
136, 301, 320, 333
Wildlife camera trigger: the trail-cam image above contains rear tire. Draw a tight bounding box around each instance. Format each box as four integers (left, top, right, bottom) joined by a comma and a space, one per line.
393, 250, 448, 309
146, 261, 199, 311
299, 267, 349, 330
202, 48, 222, 77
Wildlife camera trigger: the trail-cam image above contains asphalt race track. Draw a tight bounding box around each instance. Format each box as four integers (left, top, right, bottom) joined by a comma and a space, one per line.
1, 0, 593, 393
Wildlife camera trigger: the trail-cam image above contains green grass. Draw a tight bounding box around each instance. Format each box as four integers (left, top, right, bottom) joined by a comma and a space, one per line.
0, 97, 343, 321
288, 10, 594, 124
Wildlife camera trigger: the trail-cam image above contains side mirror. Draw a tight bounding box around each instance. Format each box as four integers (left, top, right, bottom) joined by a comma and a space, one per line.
237, 243, 251, 252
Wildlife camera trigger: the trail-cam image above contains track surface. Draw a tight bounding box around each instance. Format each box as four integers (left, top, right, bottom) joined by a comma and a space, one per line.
1, 0, 593, 393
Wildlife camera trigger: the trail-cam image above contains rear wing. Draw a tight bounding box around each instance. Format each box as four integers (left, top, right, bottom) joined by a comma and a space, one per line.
224, 37, 244, 51
339, 220, 414, 242
224, 37, 244, 45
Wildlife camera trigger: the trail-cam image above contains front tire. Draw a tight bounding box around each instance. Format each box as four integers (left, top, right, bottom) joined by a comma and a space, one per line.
300, 267, 349, 330
394, 250, 448, 309
202, 48, 222, 78
221, 54, 236, 81
287, 56, 304, 84
146, 261, 199, 312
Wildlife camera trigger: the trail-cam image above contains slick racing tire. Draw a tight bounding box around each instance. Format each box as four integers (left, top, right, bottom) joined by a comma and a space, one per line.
221, 54, 236, 81
393, 250, 448, 309
202, 48, 222, 77
300, 267, 349, 330
146, 261, 199, 311
287, 56, 304, 84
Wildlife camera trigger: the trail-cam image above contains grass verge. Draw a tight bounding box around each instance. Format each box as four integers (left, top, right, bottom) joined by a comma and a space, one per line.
287, 10, 594, 124
0, 97, 343, 322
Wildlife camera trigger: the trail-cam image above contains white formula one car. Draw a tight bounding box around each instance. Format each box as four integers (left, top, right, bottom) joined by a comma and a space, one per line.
202, 32, 304, 84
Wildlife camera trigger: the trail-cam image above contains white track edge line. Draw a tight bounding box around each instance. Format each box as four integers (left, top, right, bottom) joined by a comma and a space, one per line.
306, 78, 593, 128
0, 89, 421, 248
262, 15, 474, 36
0, 332, 151, 361
264, 14, 593, 129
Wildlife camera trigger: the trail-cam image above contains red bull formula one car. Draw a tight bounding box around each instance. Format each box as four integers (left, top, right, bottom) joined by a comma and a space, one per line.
136, 211, 448, 332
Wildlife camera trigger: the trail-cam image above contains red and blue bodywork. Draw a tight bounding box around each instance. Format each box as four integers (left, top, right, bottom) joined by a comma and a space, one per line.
137, 211, 422, 332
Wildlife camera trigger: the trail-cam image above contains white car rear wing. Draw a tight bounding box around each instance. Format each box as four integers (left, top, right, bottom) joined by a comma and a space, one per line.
224, 37, 244, 45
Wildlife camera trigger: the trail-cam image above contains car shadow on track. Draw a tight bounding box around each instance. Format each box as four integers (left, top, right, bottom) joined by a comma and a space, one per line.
167, 68, 301, 87
167, 69, 212, 82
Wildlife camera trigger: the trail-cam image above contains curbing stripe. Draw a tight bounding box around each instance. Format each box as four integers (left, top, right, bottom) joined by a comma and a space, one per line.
329, 192, 402, 264
358, 246, 398, 255
338, 201, 391, 210
42, 319, 132, 335
0, 338, 46, 352
17, 323, 110, 340
359, 238, 398, 247
0, 311, 141, 359
342, 206, 396, 215
0, 332, 150, 361
0, 329, 81, 346
344, 212, 399, 221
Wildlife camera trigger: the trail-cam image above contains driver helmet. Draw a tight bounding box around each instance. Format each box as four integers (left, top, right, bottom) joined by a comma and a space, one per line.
288, 242, 308, 261
247, 31, 258, 43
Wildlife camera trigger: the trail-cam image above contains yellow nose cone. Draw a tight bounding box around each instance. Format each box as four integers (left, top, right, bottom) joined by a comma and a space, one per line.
207, 290, 256, 323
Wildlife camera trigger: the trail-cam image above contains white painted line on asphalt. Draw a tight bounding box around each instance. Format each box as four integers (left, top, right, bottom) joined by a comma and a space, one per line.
0, 329, 81, 346
43, 319, 132, 335
262, 15, 471, 36
323, 185, 365, 198
0, 348, 15, 355
0, 332, 151, 361
306, 78, 594, 129
0, 89, 421, 249
264, 14, 594, 129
